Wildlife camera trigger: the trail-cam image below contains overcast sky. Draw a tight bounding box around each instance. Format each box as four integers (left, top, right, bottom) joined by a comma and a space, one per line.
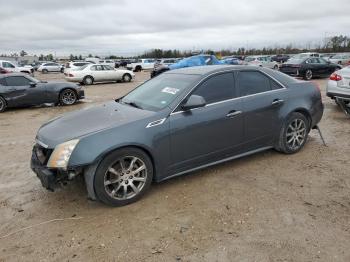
0, 0, 349, 56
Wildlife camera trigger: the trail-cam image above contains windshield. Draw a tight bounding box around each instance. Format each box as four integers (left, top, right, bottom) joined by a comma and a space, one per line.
120, 73, 200, 111
25, 75, 40, 83
286, 59, 304, 64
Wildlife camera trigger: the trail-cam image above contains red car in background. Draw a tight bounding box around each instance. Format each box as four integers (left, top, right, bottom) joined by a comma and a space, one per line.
0, 67, 10, 74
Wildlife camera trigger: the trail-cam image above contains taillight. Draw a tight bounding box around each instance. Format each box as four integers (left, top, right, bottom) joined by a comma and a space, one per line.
329, 73, 342, 81
68, 73, 74, 77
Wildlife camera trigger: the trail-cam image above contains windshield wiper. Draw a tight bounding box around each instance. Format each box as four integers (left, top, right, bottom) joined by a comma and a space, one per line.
122, 101, 143, 109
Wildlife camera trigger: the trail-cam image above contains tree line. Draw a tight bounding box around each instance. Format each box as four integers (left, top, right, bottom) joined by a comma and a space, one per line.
2, 34, 349, 60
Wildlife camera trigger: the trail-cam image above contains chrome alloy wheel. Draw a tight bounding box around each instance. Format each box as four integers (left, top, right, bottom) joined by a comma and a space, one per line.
286, 119, 307, 150
61, 90, 76, 105
104, 156, 147, 200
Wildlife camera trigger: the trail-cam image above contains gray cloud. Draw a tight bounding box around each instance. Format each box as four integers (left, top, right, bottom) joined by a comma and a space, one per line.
0, 0, 349, 56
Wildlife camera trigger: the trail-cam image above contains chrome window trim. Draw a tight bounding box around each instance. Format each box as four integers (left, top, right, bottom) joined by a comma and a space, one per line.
169, 68, 287, 116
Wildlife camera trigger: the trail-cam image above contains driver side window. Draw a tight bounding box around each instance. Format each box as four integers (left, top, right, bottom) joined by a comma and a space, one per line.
5, 76, 31, 86
191, 72, 235, 104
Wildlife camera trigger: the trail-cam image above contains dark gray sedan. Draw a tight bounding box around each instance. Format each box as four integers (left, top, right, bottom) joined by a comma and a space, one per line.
31, 66, 323, 206
0, 74, 84, 112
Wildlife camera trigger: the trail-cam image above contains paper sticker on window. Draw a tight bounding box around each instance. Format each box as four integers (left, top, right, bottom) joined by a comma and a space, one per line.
162, 87, 179, 95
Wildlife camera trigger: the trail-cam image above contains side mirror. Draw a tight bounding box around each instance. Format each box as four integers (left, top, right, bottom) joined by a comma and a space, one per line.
181, 95, 206, 111
29, 82, 36, 87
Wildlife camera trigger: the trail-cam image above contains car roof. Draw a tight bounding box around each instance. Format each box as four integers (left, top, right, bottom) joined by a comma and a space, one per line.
165, 65, 265, 75
0, 73, 29, 79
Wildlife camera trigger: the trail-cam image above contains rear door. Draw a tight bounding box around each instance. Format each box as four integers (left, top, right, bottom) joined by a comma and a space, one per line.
169, 72, 245, 173
90, 65, 105, 81
237, 70, 286, 151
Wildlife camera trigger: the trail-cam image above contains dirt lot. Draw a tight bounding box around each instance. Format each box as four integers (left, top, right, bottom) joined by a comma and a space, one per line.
0, 71, 349, 262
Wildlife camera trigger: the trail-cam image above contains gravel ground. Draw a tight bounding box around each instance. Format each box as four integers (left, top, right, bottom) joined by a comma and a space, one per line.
0, 71, 349, 262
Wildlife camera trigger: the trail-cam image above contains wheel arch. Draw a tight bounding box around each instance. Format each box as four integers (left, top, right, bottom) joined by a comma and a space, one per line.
83, 144, 157, 200
289, 108, 312, 130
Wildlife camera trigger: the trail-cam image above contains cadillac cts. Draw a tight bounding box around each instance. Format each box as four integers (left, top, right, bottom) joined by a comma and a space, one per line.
31, 65, 323, 206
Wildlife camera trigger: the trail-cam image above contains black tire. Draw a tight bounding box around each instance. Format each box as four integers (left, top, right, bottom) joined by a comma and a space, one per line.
135, 65, 142, 72
273, 64, 279, 70
122, 73, 132, 82
42, 69, 48, 74
60, 68, 64, 73
275, 112, 310, 154
0, 96, 7, 113
83, 76, 94, 85
94, 148, 153, 207
303, 69, 313, 80
59, 88, 77, 105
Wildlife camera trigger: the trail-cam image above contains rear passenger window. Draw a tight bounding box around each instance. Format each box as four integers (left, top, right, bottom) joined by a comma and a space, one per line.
270, 80, 283, 90
238, 71, 271, 96
192, 72, 235, 104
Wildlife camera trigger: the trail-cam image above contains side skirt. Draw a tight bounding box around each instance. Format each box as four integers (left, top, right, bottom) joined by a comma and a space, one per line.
158, 146, 273, 182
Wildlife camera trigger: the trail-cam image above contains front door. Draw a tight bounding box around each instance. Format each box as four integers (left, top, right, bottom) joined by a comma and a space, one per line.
3, 75, 47, 106
168, 72, 245, 174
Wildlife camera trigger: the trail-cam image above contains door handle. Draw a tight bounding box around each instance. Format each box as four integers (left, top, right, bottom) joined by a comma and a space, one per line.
226, 110, 242, 118
271, 99, 284, 106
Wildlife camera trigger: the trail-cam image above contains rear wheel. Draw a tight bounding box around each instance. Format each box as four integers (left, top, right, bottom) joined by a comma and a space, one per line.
42, 69, 48, 74
94, 148, 153, 207
0, 96, 7, 112
59, 89, 77, 105
122, 73, 132, 82
273, 64, 279, 70
303, 69, 313, 80
83, 76, 94, 85
135, 65, 142, 72
276, 112, 309, 154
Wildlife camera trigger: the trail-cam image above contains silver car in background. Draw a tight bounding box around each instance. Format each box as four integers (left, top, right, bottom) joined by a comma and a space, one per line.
65, 64, 135, 85
37, 62, 64, 73
244, 56, 279, 70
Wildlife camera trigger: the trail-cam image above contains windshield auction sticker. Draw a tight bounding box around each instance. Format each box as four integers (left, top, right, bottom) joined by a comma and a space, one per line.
162, 87, 180, 95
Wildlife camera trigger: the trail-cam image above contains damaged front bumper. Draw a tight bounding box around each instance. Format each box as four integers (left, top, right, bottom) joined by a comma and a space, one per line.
30, 144, 82, 191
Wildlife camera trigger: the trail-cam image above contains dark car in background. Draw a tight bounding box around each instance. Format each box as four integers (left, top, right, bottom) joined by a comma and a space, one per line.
0, 74, 84, 112
271, 54, 290, 63
31, 65, 323, 207
280, 57, 341, 80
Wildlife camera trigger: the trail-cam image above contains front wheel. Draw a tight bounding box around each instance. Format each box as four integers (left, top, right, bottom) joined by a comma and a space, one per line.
122, 73, 132, 82
275, 112, 309, 154
0, 96, 7, 113
273, 64, 279, 70
94, 148, 153, 207
59, 89, 77, 105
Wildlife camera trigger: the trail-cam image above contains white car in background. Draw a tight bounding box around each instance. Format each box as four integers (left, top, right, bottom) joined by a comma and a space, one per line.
244, 56, 279, 70
37, 62, 64, 73
65, 64, 135, 85
0, 60, 34, 75
64, 61, 92, 74
127, 59, 155, 72
329, 54, 350, 66
99, 60, 115, 68
327, 66, 350, 101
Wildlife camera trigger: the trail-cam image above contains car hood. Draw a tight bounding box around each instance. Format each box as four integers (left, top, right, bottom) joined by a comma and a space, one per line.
36, 101, 154, 148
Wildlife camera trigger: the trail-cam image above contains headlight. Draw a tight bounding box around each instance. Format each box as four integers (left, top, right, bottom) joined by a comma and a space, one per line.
47, 139, 79, 169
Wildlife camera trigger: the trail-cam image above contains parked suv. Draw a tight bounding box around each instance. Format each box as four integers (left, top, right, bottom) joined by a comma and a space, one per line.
127, 59, 155, 72
38, 62, 64, 73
